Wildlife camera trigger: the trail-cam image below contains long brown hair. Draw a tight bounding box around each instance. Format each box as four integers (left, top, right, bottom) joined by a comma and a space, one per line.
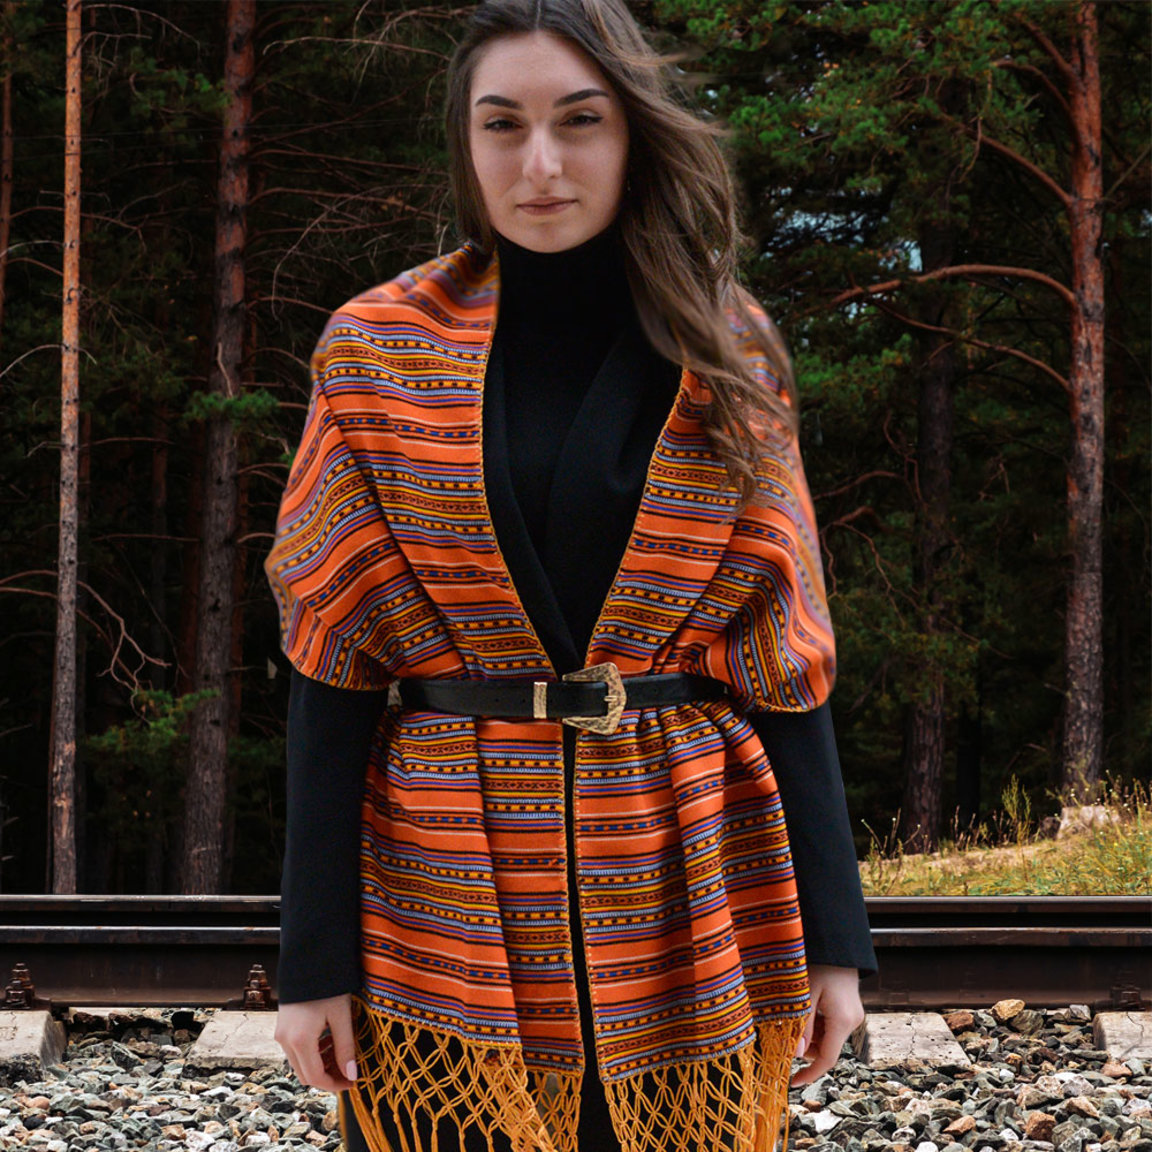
444, 0, 798, 503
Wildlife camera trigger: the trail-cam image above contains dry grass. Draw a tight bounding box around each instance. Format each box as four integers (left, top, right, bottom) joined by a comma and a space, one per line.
859, 779, 1152, 896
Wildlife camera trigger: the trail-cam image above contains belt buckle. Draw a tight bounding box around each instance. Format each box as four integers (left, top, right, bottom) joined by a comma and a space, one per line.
561, 662, 626, 735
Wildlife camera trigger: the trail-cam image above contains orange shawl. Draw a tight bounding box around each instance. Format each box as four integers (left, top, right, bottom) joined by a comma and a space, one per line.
266, 244, 836, 1152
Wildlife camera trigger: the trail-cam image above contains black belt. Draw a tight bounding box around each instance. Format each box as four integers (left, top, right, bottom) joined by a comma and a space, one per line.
388, 662, 728, 735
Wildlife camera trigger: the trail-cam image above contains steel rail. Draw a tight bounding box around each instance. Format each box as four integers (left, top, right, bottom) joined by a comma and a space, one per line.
0, 895, 1148, 1010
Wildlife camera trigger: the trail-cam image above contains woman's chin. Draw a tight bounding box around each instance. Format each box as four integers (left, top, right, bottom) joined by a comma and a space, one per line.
500, 212, 612, 254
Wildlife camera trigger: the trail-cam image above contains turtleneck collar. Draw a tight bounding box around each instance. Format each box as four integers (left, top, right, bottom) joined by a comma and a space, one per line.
494, 223, 635, 334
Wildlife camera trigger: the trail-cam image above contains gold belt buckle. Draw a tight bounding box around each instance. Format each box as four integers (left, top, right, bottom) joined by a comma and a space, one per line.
561, 662, 626, 735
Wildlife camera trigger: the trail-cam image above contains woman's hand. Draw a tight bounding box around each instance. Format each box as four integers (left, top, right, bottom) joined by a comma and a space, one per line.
791, 965, 865, 1086
275, 993, 359, 1093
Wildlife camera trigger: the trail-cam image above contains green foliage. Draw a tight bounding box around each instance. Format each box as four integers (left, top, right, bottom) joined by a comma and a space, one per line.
1, 0, 1146, 891
1, 0, 458, 893
84, 691, 212, 889
183, 388, 280, 430
649, 0, 1150, 844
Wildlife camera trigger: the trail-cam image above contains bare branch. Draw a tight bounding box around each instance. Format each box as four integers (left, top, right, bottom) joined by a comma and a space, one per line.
831, 263, 1076, 310
0, 572, 167, 691
1106, 140, 1151, 201
1013, 12, 1080, 91
939, 112, 1071, 207
1, 344, 61, 379
813, 470, 903, 502
866, 298, 1072, 394
994, 58, 1073, 126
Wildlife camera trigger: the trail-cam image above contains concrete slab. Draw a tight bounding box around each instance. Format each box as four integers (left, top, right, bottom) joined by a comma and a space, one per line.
185, 1010, 286, 1074
0, 1011, 66, 1085
852, 1012, 971, 1070
1093, 1011, 1152, 1061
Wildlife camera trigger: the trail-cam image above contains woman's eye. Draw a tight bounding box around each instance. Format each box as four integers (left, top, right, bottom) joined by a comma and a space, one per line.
564, 112, 602, 128
482, 117, 518, 133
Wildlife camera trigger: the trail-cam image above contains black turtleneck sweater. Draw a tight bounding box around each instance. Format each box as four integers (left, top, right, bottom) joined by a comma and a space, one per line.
279, 229, 875, 1016
496, 228, 638, 562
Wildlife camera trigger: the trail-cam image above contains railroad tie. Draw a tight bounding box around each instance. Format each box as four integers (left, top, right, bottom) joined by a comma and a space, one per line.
184, 1010, 287, 1076
1094, 1011, 1152, 1063
0, 1010, 66, 1086
852, 1012, 972, 1070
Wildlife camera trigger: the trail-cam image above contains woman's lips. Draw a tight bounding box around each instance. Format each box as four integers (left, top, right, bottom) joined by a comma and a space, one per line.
518, 199, 575, 216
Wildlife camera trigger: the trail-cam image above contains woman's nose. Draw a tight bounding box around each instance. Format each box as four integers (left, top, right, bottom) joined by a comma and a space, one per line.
523, 129, 561, 183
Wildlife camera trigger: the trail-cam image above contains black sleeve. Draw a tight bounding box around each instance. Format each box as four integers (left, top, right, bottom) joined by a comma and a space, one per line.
279, 669, 388, 1003
747, 703, 877, 977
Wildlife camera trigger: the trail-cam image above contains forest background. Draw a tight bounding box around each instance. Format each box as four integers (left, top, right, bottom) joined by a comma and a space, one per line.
0, 0, 1148, 896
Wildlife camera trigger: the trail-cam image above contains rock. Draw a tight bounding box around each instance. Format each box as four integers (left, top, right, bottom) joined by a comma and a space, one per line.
1020, 1084, 1063, 1109
932, 1100, 965, 1122
1058, 805, 1119, 838
1103, 1063, 1132, 1079
994, 1000, 1027, 1024
1011, 1010, 1046, 1035
813, 1111, 841, 1134
801, 1083, 828, 1104
946, 1116, 977, 1136
1067, 1097, 1102, 1120
1054, 1123, 1090, 1152
997, 1100, 1022, 1126
1025, 1113, 1057, 1142
1057, 1074, 1096, 1097
945, 1012, 976, 1033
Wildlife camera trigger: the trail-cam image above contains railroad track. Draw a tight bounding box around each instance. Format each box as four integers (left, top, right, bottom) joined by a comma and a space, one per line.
0, 895, 1148, 1010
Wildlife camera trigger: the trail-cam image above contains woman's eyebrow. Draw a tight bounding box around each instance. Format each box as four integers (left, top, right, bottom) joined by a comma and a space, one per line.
474, 88, 612, 109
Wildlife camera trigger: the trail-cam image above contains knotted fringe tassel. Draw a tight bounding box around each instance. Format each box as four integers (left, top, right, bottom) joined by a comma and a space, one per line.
347, 997, 581, 1152
602, 1016, 807, 1152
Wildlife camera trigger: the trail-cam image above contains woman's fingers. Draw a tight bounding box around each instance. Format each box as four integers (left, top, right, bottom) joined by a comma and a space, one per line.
274, 995, 358, 1092
791, 965, 865, 1087
791, 1008, 850, 1085
327, 997, 359, 1084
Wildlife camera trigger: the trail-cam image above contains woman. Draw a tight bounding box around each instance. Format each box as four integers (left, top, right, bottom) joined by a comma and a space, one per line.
267, 1, 875, 1150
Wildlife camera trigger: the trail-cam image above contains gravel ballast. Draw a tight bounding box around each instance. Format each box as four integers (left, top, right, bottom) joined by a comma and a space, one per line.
0, 1002, 1148, 1151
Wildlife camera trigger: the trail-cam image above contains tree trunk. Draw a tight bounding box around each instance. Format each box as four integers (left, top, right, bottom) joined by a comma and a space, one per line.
0, 0, 14, 345
180, 0, 254, 894
900, 205, 958, 854
49, 0, 82, 895
1106, 246, 1133, 776
1060, 0, 1105, 802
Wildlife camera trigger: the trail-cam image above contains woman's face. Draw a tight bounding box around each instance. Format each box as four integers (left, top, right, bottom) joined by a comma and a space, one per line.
468, 31, 629, 253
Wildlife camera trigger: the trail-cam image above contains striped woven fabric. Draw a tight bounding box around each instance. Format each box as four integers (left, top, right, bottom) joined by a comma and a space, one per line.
266, 243, 836, 1152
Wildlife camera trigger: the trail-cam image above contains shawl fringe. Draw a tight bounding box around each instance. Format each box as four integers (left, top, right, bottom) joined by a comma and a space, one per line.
348, 999, 803, 1152
348, 997, 580, 1152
